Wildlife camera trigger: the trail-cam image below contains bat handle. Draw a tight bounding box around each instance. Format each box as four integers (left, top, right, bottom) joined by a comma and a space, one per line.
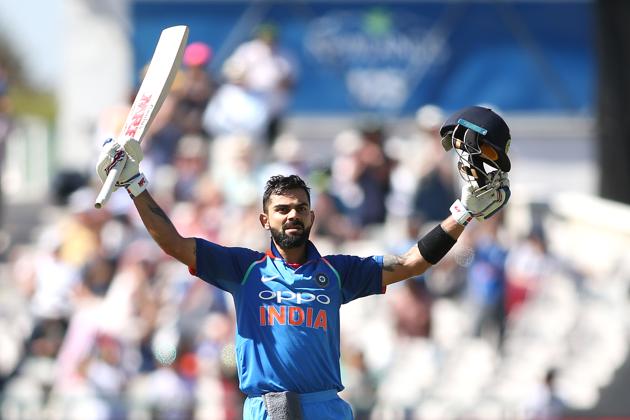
94, 158, 124, 209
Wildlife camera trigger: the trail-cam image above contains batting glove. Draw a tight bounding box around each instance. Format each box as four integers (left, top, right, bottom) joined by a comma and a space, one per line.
96, 138, 148, 198
450, 171, 510, 225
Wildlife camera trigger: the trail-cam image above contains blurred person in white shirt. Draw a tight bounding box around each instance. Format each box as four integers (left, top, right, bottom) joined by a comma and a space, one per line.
28, 227, 80, 323
220, 23, 297, 145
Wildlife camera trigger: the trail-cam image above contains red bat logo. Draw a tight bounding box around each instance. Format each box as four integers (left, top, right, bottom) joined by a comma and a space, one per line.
124, 94, 153, 138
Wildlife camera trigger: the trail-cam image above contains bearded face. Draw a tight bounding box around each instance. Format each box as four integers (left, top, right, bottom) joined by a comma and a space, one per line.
260, 189, 314, 251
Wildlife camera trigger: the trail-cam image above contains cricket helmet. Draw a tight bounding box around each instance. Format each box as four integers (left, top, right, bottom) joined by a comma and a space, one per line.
440, 106, 511, 189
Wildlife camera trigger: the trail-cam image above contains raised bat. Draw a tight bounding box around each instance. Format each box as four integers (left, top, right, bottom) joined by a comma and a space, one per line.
94, 25, 189, 208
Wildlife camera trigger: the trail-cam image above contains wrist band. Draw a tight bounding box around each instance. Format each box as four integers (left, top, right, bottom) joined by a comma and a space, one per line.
124, 173, 148, 198
417, 224, 457, 265
450, 199, 473, 226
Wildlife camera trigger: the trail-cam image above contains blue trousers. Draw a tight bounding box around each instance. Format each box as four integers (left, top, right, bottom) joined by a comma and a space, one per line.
243, 389, 353, 420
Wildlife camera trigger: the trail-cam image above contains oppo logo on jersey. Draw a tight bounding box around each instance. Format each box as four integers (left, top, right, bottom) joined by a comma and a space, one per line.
258, 290, 330, 331
258, 290, 331, 305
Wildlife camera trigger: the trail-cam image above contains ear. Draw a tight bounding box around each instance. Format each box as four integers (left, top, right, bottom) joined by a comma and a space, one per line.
310, 210, 315, 226
260, 212, 270, 230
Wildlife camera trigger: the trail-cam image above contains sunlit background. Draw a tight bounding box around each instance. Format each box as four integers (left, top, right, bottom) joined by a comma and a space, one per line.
1, 1, 629, 419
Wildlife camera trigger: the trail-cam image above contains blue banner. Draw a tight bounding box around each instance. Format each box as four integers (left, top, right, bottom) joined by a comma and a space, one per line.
133, 1, 594, 115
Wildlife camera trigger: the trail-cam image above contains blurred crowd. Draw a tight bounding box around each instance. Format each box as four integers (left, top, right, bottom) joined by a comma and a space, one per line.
0, 25, 621, 420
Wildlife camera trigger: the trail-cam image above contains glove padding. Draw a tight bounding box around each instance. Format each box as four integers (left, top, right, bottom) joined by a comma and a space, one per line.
451, 171, 510, 225
96, 138, 148, 198
120, 137, 144, 162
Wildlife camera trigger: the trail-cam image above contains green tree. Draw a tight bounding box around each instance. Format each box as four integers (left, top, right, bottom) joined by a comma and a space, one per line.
0, 30, 55, 121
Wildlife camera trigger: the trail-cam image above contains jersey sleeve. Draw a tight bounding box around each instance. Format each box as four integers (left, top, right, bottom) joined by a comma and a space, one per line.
193, 238, 263, 294
325, 254, 384, 304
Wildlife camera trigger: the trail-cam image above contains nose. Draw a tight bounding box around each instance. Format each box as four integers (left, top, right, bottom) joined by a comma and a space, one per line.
287, 208, 299, 219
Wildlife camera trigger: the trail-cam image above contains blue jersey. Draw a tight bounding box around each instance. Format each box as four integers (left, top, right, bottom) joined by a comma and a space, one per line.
192, 238, 384, 396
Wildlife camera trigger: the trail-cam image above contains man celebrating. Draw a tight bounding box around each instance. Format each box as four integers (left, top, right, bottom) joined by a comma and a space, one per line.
96, 106, 511, 419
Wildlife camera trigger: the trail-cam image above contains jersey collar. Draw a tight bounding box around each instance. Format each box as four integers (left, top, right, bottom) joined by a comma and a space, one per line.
266, 239, 321, 267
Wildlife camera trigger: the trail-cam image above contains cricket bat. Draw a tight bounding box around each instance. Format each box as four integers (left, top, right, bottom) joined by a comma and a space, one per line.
95, 25, 189, 208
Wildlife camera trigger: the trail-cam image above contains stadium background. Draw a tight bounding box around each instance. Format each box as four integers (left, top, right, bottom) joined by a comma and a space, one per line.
1, 0, 630, 419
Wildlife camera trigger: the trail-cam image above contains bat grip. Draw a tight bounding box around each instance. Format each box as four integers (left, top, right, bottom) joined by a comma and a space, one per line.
94, 158, 124, 208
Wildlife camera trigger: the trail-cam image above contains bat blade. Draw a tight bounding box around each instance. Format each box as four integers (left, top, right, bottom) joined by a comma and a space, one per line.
95, 25, 189, 208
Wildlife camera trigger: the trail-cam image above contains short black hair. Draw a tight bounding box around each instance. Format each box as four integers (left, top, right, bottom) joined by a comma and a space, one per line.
263, 175, 311, 211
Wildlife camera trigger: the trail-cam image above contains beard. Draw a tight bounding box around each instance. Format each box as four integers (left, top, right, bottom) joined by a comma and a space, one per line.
270, 222, 311, 249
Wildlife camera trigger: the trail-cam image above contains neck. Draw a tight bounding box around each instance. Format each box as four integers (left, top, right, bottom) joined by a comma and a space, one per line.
274, 241, 307, 265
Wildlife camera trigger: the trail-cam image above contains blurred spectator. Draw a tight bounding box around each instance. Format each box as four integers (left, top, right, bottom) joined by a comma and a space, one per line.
210, 133, 260, 209
7, 233, 77, 402
23, 226, 80, 324
202, 63, 270, 144
172, 133, 210, 202
311, 189, 360, 243
172, 175, 226, 243
330, 122, 393, 229
465, 217, 508, 346
329, 128, 365, 229
389, 280, 432, 338
505, 224, 556, 319
79, 254, 116, 298
340, 346, 376, 420
57, 188, 108, 268
219, 23, 297, 146
141, 341, 197, 420
410, 104, 457, 226
179, 41, 216, 135
258, 132, 309, 181
50, 170, 89, 206
195, 313, 243, 419
77, 333, 129, 418
354, 120, 393, 227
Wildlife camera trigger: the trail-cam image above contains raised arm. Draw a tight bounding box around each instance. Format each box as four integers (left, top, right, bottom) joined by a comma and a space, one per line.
382, 174, 510, 287
133, 190, 196, 268
382, 105, 513, 288
382, 216, 463, 287
96, 138, 196, 269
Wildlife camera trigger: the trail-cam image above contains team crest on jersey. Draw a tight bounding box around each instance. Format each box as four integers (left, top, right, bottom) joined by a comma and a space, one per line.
315, 273, 329, 288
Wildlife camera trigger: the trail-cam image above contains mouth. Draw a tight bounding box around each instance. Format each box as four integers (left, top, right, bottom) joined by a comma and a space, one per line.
283, 224, 304, 234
